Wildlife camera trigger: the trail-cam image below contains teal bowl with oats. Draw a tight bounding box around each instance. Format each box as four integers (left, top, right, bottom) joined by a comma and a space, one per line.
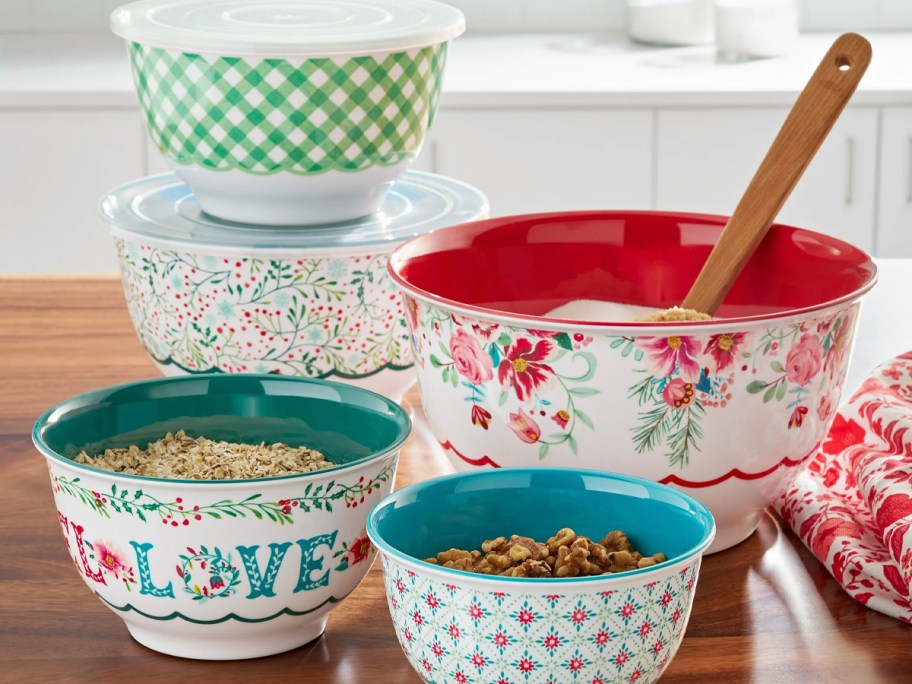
33, 374, 410, 659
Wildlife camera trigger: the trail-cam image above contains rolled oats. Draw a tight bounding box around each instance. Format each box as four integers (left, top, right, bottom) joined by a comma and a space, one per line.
73, 430, 336, 480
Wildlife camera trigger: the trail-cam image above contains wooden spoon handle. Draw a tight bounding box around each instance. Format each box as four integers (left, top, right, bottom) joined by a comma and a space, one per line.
681, 33, 872, 316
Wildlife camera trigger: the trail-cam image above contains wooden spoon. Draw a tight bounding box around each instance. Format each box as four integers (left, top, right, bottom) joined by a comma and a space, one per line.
678, 32, 872, 317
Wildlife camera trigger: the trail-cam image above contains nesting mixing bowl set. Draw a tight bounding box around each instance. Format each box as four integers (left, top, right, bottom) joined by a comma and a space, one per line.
31, 2, 879, 679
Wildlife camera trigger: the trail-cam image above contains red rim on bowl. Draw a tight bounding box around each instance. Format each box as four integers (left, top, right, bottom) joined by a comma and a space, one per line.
387, 210, 878, 328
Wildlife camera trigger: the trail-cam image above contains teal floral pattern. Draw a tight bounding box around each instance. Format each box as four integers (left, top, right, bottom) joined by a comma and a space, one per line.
116, 239, 411, 379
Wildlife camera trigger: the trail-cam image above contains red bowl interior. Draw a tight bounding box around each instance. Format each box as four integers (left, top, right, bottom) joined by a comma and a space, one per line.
389, 210, 877, 323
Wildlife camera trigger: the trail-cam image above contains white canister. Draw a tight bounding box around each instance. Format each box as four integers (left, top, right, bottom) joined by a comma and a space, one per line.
626, 0, 715, 46
714, 0, 800, 60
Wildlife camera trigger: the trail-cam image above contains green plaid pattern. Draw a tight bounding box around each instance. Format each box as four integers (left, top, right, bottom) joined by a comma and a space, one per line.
128, 42, 447, 175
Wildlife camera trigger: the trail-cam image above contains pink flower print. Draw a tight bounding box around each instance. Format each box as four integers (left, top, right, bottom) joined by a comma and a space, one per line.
706, 332, 745, 372
661, 378, 695, 409
638, 621, 652, 638
593, 629, 611, 648
816, 390, 837, 422
492, 630, 509, 649
498, 338, 555, 401
508, 409, 541, 444
785, 333, 824, 386
450, 328, 494, 385
405, 296, 419, 331
542, 632, 561, 651
412, 610, 424, 627
788, 405, 809, 429
94, 541, 129, 579
517, 657, 536, 674
432, 641, 444, 658
637, 335, 702, 382
448, 623, 462, 640
652, 639, 664, 655
454, 670, 468, 684
468, 602, 485, 621
569, 606, 589, 627
620, 602, 636, 619
630, 669, 642, 681
404, 627, 413, 643
422, 658, 432, 674
566, 655, 585, 673
471, 651, 488, 668
515, 606, 537, 628
660, 590, 673, 607
552, 409, 570, 429
824, 318, 849, 377
471, 404, 493, 430
346, 533, 371, 565
614, 650, 630, 667
672, 608, 681, 624
426, 592, 440, 610
396, 578, 406, 594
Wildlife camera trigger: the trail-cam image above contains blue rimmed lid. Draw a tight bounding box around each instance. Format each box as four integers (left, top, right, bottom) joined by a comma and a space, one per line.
99, 170, 489, 256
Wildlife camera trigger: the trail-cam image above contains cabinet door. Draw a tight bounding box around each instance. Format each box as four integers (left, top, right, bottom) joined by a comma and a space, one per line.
427, 108, 654, 215
876, 106, 912, 256
656, 107, 878, 253
1, 110, 145, 273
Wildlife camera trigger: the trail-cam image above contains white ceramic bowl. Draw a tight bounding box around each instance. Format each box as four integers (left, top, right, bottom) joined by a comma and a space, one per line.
388, 211, 877, 553
111, 0, 465, 225
33, 375, 410, 659
368, 467, 716, 684
101, 171, 488, 402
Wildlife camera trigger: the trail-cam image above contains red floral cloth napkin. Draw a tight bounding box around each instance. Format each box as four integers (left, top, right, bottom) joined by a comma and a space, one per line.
775, 350, 912, 622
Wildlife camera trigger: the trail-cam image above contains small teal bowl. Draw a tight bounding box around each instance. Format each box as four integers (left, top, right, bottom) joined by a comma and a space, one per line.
34, 375, 410, 660
368, 468, 715, 684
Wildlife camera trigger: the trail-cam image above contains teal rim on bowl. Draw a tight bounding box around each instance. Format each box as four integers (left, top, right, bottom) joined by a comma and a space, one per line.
33, 375, 411, 485
367, 467, 716, 582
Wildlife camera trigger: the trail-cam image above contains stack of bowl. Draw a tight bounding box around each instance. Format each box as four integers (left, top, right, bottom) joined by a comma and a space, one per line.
103, 0, 485, 401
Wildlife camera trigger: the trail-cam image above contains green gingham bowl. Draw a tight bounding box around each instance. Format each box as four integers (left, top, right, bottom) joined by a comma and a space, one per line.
111, 0, 465, 226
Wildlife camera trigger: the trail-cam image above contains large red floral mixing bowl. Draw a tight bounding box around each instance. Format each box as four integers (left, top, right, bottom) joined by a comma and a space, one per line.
388, 211, 877, 552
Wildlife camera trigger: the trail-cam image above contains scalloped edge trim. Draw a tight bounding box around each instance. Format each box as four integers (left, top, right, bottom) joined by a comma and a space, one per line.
439, 439, 820, 488
97, 592, 348, 624
151, 353, 413, 380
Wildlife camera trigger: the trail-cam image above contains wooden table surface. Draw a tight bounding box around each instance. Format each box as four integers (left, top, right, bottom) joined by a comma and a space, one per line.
1, 275, 910, 683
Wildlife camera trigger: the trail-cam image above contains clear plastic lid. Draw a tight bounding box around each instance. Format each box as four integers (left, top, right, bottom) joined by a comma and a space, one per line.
110, 0, 466, 57
100, 170, 489, 257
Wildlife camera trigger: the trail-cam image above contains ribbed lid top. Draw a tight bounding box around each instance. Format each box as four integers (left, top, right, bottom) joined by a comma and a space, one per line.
111, 0, 465, 57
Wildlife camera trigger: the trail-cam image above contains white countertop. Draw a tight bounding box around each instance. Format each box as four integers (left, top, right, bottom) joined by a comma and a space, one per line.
847, 259, 912, 395
1, 30, 911, 110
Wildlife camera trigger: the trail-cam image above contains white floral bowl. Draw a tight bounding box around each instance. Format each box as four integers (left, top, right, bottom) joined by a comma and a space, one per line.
33, 375, 410, 660
388, 211, 878, 552
367, 468, 716, 684
111, 0, 465, 225
101, 171, 488, 401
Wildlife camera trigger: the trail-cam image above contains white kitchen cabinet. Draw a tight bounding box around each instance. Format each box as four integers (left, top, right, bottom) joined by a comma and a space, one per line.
1, 109, 144, 273
655, 107, 879, 253
876, 106, 912, 256
425, 108, 654, 216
